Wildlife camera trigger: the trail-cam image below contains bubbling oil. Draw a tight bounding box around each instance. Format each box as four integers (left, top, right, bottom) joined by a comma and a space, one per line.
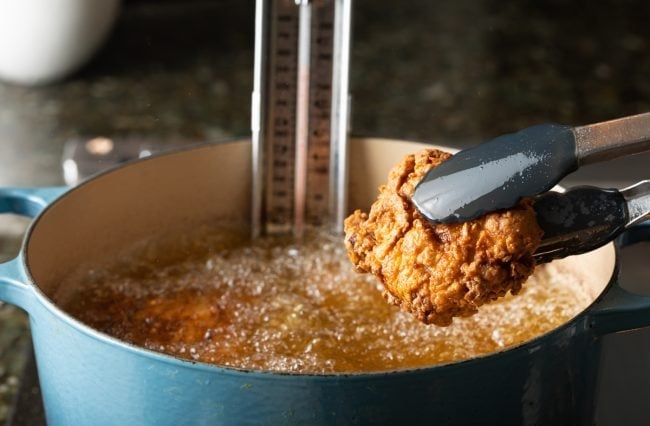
59, 227, 592, 373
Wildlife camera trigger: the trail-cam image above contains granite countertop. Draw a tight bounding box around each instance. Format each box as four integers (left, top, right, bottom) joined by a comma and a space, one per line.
1, 0, 650, 423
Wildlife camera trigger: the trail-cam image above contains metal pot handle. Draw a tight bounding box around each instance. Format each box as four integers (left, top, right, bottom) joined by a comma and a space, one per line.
0, 186, 68, 310
589, 222, 650, 336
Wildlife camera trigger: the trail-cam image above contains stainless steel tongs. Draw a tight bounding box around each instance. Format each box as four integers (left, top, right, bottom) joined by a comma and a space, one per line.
410, 112, 650, 263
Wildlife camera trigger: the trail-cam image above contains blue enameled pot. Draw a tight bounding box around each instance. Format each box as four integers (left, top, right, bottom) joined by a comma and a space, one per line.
0, 138, 649, 426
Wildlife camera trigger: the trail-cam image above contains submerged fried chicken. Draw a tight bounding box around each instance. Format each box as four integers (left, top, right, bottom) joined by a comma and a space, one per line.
344, 149, 543, 326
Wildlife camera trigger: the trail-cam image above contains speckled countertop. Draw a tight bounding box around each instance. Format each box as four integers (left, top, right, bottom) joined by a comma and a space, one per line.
1, 0, 650, 424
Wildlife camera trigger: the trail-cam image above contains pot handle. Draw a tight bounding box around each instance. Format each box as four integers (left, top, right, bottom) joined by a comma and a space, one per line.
0, 186, 68, 310
590, 222, 650, 336
0, 257, 33, 311
0, 186, 67, 216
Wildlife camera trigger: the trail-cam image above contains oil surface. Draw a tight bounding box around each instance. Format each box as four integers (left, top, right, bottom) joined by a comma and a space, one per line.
59, 227, 592, 374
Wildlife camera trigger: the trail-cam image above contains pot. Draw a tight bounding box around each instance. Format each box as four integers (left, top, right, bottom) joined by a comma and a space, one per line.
0, 138, 649, 426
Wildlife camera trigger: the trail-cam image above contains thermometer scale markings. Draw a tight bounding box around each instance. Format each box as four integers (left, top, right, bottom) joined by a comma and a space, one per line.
306, 1, 334, 226
264, 0, 335, 234
265, 0, 299, 234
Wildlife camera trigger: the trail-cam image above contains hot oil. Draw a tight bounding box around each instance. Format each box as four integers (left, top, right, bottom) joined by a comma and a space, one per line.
60, 227, 592, 374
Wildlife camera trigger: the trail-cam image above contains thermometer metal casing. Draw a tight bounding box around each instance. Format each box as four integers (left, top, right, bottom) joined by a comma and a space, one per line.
252, 0, 352, 237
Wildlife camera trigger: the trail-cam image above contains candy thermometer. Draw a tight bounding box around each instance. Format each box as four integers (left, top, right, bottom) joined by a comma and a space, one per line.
251, 0, 352, 238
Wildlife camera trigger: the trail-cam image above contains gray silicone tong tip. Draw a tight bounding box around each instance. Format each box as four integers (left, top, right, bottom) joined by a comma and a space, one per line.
413, 112, 650, 225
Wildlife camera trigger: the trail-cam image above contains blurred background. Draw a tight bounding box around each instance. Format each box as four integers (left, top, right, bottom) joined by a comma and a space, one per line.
1, 0, 650, 424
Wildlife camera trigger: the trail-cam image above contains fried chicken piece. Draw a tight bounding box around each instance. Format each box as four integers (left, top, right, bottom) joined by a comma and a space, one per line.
132, 289, 225, 344
344, 149, 543, 326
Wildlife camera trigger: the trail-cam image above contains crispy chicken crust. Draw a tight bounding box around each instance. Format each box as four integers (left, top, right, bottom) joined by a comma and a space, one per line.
344, 149, 543, 326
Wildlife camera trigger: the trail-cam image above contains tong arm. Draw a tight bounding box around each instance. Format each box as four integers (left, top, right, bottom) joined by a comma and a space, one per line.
621, 179, 650, 227
533, 180, 650, 263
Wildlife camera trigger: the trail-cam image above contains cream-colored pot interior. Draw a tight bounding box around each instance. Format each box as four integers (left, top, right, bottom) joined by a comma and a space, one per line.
25, 138, 615, 306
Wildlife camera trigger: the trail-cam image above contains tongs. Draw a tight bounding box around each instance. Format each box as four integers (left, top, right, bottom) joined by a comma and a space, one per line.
411, 112, 650, 263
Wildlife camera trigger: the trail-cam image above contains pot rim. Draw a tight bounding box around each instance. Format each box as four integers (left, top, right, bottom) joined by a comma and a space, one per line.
20, 137, 620, 379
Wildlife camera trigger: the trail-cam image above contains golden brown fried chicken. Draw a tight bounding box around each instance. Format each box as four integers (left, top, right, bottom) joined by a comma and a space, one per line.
132, 289, 225, 344
344, 149, 543, 326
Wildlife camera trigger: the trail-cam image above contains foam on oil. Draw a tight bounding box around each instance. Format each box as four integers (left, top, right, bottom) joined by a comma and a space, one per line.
59, 227, 592, 373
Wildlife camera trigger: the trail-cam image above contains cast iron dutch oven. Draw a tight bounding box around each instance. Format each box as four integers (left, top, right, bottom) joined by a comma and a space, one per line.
1, 138, 650, 426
